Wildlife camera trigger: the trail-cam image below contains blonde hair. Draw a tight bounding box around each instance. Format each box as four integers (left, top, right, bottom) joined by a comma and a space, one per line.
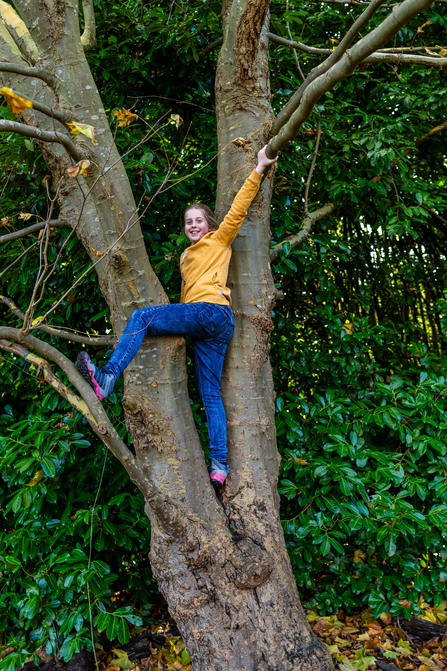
183, 203, 219, 232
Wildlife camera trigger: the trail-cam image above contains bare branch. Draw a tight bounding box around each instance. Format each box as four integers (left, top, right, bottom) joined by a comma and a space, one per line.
0, 327, 144, 485
415, 118, 447, 145
304, 117, 322, 216
80, 0, 96, 51
269, 33, 330, 55
270, 204, 336, 261
269, 32, 447, 62
0, 119, 85, 161
364, 51, 447, 65
199, 36, 223, 57
268, 0, 437, 156
0, 0, 38, 64
0, 61, 60, 90
0, 295, 114, 346
0, 219, 67, 244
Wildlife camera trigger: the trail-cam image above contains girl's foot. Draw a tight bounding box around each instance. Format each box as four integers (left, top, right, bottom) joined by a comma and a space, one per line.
208, 458, 230, 491
76, 352, 116, 401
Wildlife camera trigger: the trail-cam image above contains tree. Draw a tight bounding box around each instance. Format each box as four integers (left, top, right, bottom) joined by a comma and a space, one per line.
0, 0, 446, 668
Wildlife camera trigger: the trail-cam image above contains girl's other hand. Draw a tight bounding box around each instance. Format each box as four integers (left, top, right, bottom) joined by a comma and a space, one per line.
255, 144, 279, 174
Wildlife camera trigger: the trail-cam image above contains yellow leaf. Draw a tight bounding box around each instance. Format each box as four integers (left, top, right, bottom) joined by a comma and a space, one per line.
114, 108, 138, 127
231, 136, 252, 148
31, 316, 44, 326
19, 212, 33, 220
435, 45, 447, 57
343, 321, 354, 334
26, 469, 43, 487
295, 458, 309, 466
169, 113, 184, 130
354, 549, 366, 563
66, 159, 91, 177
417, 18, 431, 32
0, 87, 33, 114
90, 247, 105, 258
1, 216, 11, 226
66, 121, 97, 144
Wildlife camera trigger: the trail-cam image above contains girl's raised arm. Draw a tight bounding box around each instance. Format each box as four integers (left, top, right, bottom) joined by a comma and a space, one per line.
213, 146, 278, 247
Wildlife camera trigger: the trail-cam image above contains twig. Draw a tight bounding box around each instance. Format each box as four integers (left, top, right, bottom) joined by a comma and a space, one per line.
0, 219, 67, 245
286, 0, 305, 80
270, 203, 336, 261
0, 296, 114, 345
304, 117, 322, 216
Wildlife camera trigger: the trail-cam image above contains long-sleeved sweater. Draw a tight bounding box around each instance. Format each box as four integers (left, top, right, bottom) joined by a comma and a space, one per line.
180, 169, 262, 306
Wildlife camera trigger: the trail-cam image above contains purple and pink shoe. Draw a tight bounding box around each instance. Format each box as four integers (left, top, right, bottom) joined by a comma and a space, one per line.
76, 352, 116, 401
208, 458, 230, 492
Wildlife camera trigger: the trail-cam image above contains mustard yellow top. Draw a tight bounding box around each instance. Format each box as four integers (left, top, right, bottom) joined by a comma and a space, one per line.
180, 170, 262, 306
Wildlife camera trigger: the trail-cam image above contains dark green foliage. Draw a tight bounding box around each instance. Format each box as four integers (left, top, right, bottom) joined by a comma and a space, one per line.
1, 0, 447, 662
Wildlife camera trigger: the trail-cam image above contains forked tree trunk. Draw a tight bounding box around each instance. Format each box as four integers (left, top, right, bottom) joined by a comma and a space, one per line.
0, 1, 333, 669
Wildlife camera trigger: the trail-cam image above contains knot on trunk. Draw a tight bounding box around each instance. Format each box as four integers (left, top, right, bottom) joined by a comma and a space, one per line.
123, 391, 170, 453
228, 535, 273, 589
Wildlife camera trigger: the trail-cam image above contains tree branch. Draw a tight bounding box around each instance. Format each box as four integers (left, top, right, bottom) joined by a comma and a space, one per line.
415, 117, 447, 145
80, 0, 96, 51
272, 0, 391, 137
0, 61, 60, 90
0, 0, 38, 64
268, 0, 437, 156
0, 219, 67, 244
0, 119, 85, 161
0, 327, 144, 487
0, 295, 115, 346
0, 87, 73, 124
199, 36, 223, 57
270, 204, 336, 261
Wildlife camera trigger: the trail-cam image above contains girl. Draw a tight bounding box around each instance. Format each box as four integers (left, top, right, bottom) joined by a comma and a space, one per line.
77, 145, 278, 490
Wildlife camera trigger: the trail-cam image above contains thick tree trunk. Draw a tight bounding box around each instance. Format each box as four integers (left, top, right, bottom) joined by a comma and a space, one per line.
1, 1, 334, 669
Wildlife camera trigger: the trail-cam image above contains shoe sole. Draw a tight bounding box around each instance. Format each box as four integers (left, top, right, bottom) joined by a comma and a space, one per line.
76, 352, 105, 401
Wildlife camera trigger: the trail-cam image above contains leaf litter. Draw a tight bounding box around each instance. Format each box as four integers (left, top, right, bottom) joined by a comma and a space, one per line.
306, 603, 447, 670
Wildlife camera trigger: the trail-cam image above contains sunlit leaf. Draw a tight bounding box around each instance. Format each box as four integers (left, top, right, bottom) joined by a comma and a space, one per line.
66, 160, 91, 177
0, 87, 33, 114
114, 108, 138, 127
66, 122, 97, 144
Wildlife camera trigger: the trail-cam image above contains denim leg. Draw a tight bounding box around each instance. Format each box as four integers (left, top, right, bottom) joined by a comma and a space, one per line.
193, 321, 234, 465
107, 302, 211, 379
107, 302, 234, 380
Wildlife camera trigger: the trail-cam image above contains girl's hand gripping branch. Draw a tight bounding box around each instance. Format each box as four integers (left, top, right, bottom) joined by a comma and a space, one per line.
255, 144, 279, 175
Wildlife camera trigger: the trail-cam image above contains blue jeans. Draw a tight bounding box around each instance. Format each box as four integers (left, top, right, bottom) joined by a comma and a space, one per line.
106, 302, 235, 466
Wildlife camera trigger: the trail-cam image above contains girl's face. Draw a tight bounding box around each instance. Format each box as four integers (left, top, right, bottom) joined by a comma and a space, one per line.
184, 207, 209, 244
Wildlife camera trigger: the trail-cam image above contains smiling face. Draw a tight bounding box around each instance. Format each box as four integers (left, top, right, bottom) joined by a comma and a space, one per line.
184, 207, 210, 244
